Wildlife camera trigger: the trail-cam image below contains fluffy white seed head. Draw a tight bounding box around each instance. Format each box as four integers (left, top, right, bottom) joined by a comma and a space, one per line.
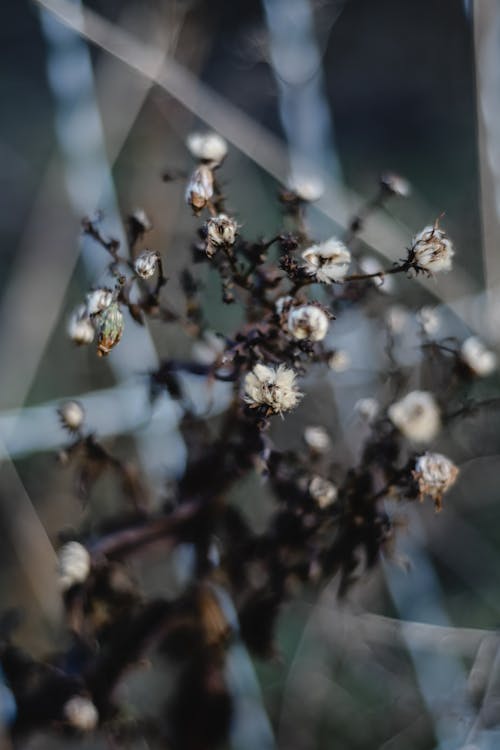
287, 305, 329, 342
58, 542, 91, 590
244, 363, 302, 415
302, 239, 351, 283
205, 214, 238, 256
328, 349, 351, 372
355, 397, 380, 423
67, 305, 95, 345
461, 336, 497, 377
388, 390, 441, 443
185, 164, 214, 212
134, 250, 160, 279
309, 476, 338, 508
288, 174, 324, 202
58, 400, 84, 432
63, 695, 98, 731
413, 452, 459, 511
304, 425, 331, 453
85, 288, 113, 316
417, 306, 440, 336
411, 224, 454, 273
186, 131, 228, 164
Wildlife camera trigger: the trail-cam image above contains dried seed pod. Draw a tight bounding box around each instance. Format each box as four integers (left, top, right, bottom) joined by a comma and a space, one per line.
413, 452, 459, 512
134, 249, 160, 279
58, 400, 85, 432
287, 305, 329, 342
186, 164, 214, 213
388, 390, 440, 443
95, 302, 124, 357
186, 131, 228, 164
411, 222, 454, 273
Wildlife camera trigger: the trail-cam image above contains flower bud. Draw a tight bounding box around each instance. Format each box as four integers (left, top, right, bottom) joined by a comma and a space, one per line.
58, 541, 90, 589
67, 305, 94, 346
58, 400, 84, 432
388, 390, 440, 443
287, 305, 329, 342
413, 452, 458, 512
411, 223, 454, 273
186, 164, 214, 212
288, 174, 324, 202
328, 349, 351, 372
380, 172, 411, 198
186, 131, 228, 164
134, 249, 160, 279
85, 288, 113, 316
386, 304, 408, 335
205, 214, 238, 256
309, 476, 338, 508
461, 336, 497, 377
95, 302, 124, 357
244, 363, 302, 415
304, 425, 331, 453
63, 695, 98, 731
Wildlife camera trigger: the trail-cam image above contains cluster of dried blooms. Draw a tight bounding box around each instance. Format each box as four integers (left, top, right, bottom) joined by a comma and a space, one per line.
1, 131, 497, 749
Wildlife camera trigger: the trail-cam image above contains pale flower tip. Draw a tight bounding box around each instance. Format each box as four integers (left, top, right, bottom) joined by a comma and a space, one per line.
411, 223, 454, 274
304, 425, 331, 453
58, 541, 91, 590
58, 400, 85, 432
134, 249, 160, 279
63, 695, 98, 731
185, 164, 214, 212
388, 390, 441, 443
461, 336, 497, 377
416, 306, 440, 336
301, 238, 351, 284
380, 172, 411, 198
328, 349, 351, 372
413, 452, 458, 511
354, 397, 379, 423
309, 476, 338, 508
186, 131, 228, 164
288, 174, 324, 202
287, 305, 330, 342
67, 304, 94, 346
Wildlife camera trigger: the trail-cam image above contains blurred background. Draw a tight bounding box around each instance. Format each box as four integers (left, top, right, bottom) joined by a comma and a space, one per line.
3, 0, 500, 748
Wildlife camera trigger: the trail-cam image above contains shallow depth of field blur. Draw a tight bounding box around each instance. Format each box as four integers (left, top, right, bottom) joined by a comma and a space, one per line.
3, 0, 500, 748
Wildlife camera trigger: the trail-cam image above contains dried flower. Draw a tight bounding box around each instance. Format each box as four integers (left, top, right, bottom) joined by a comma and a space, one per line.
85, 288, 113, 316
416, 306, 440, 336
58, 400, 84, 432
359, 256, 394, 293
205, 214, 238, 256
354, 397, 380, 423
67, 304, 95, 346
388, 390, 441, 443
287, 305, 329, 342
134, 249, 160, 279
380, 172, 411, 198
95, 302, 124, 357
413, 452, 459, 512
309, 476, 338, 508
328, 349, 351, 372
304, 425, 331, 453
186, 131, 228, 164
461, 336, 497, 377
58, 541, 90, 589
63, 695, 98, 731
186, 164, 214, 213
288, 174, 324, 202
411, 223, 454, 273
386, 304, 408, 335
244, 363, 302, 415
302, 238, 351, 283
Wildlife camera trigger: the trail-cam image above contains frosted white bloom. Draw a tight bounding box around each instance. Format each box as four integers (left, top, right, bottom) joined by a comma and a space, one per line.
355, 397, 380, 423
461, 336, 497, 377
288, 174, 324, 202
67, 305, 94, 346
130, 208, 152, 232
244, 363, 302, 415
411, 224, 454, 273
417, 306, 440, 336
304, 425, 331, 453
388, 390, 440, 443
85, 288, 113, 316
386, 304, 409, 335
58, 400, 84, 432
413, 452, 459, 511
63, 696, 98, 731
275, 295, 294, 316
58, 541, 91, 590
328, 349, 351, 372
192, 331, 226, 365
185, 164, 214, 212
134, 249, 159, 279
359, 256, 394, 294
309, 476, 338, 508
380, 172, 411, 197
186, 131, 228, 164
302, 238, 351, 283
287, 305, 329, 342
205, 214, 238, 256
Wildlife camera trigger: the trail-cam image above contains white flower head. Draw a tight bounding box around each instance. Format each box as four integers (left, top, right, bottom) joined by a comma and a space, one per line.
130, 208, 152, 232
287, 305, 329, 342
244, 363, 302, 415
185, 164, 214, 212
388, 390, 441, 443
63, 695, 98, 731
302, 238, 351, 283
304, 425, 331, 453
380, 172, 411, 198
134, 249, 159, 279
359, 256, 394, 294
288, 174, 324, 202
58, 541, 91, 590
58, 400, 85, 432
85, 288, 113, 316
417, 306, 440, 336
186, 131, 228, 164
413, 452, 459, 512
328, 349, 351, 372
461, 336, 497, 377
354, 397, 380, 423
205, 214, 238, 256
386, 304, 409, 335
67, 304, 95, 346
309, 476, 338, 508
411, 223, 454, 273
